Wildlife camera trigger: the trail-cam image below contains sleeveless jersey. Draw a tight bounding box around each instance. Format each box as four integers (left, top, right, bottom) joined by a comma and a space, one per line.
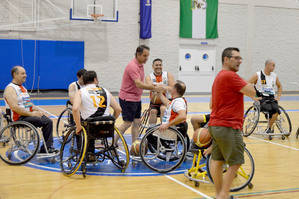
80, 84, 111, 120
162, 97, 187, 124
149, 71, 171, 99
4, 83, 33, 121
70, 81, 82, 92
256, 70, 277, 97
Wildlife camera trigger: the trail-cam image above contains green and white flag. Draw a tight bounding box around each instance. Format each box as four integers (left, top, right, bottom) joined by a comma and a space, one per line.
180, 0, 218, 39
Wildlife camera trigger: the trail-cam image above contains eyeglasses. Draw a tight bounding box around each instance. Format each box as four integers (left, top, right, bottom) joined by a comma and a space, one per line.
229, 56, 243, 61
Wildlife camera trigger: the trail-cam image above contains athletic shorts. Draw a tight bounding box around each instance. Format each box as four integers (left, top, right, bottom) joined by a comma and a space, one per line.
260, 98, 280, 118
208, 126, 245, 166
119, 98, 141, 122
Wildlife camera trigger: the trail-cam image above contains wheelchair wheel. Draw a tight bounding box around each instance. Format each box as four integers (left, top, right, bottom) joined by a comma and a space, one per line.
138, 109, 150, 136
206, 148, 255, 192
56, 108, 73, 143
60, 126, 87, 177
275, 106, 292, 136
104, 127, 130, 172
243, 105, 260, 137
140, 126, 187, 173
0, 121, 40, 165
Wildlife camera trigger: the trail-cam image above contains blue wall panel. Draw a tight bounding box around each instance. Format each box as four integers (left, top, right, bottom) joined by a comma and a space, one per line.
0, 39, 84, 90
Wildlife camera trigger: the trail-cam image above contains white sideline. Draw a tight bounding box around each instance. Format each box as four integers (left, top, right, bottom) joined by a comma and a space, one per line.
165, 175, 213, 199
248, 136, 299, 151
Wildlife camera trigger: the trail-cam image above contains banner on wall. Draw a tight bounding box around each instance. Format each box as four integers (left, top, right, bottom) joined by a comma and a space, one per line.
140, 0, 152, 39
180, 0, 218, 39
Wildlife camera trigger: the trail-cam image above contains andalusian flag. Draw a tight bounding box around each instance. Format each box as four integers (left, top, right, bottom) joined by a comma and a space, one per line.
180, 0, 218, 39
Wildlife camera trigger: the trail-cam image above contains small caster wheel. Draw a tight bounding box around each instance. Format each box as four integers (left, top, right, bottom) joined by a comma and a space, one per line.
194, 182, 199, 187
248, 183, 254, 189
269, 135, 272, 140
281, 136, 285, 140
50, 157, 56, 164
296, 128, 299, 139
132, 162, 136, 167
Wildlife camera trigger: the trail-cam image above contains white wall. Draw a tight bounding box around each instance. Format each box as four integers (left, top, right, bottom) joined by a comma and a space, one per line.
0, 0, 299, 92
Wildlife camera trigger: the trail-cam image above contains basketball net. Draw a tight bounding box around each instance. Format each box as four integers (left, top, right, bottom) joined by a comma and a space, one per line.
91, 14, 104, 23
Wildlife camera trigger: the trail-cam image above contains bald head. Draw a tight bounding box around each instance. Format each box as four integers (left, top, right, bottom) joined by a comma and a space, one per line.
264, 59, 275, 73
11, 66, 27, 84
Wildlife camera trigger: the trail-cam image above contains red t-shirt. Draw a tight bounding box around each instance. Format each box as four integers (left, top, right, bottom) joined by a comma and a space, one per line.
119, 58, 145, 102
209, 70, 248, 130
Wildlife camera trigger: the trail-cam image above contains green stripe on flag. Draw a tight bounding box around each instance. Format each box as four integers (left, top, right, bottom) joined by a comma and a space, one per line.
179, 0, 192, 38
206, 0, 218, 38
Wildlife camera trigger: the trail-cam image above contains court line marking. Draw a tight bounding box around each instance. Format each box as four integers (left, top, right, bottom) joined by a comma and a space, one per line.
165, 175, 213, 199
248, 136, 299, 151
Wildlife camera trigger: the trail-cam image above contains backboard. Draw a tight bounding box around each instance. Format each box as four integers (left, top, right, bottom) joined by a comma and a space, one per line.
70, 0, 118, 22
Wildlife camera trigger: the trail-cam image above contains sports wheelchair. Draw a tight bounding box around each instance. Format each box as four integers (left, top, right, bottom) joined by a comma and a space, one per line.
59, 115, 130, 177
56, 100, 73, 143
0, 108, 58, 165
185, 144, 255, 192
243, 98, 292, 140
132, 124, 188, 173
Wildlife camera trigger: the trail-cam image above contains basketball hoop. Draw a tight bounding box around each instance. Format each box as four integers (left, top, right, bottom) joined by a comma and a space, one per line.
91, 14, 104, 23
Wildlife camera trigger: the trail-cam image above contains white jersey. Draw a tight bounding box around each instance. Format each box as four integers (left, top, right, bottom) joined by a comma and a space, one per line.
80, 84, 111, 120
69, 81, 82, 92
256, 70, 277, 96
150, 71, 171, 99
4, 83, 33, 121
162, 97, 187, 124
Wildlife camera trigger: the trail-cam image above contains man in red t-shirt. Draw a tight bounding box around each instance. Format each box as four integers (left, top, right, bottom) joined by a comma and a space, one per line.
208, 48, 256, 199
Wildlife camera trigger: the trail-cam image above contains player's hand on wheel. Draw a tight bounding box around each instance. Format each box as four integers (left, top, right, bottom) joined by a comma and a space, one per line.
76, 126, 82, 134
159, 123, 169, 131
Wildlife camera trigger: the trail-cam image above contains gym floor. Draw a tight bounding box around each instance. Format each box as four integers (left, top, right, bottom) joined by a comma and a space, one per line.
1, 94, 299, 199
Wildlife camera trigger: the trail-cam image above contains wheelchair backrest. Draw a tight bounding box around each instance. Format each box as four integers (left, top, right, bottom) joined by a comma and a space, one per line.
82, 115, 115, 139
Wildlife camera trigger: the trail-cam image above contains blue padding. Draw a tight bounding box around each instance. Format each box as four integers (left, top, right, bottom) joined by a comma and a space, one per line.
0, 39, 84, 90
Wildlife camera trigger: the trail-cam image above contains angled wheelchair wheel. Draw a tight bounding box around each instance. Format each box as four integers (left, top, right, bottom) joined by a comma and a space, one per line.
60, 126, 87, 177
140, 126, 187, 173
138, 109, 150, 136
0, 121, 40, 165
56, 107, 73, 143
104, 127, 130, 172
243, 105, 260, 137
275, 106, 292, 136
206, 148, 255, 192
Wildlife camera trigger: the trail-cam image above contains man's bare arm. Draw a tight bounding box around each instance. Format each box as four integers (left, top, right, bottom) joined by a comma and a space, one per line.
248, 74, 258, 84
276, 77, 282, 100
4, 86, 41, 117
109, 93, 122, 119
68, 83, 76, 104
72, 90, 82, 133
240, 83, 256, 98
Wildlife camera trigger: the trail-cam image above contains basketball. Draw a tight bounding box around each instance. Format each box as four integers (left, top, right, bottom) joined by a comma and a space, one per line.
193, 128, 212, 148
130, 140, 148, 156
150, 93, 162, 105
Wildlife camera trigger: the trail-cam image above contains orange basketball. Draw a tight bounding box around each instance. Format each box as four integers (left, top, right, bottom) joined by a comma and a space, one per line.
150, 93, 162, 105
193, 128, 212, 148
130, 140, 148, 156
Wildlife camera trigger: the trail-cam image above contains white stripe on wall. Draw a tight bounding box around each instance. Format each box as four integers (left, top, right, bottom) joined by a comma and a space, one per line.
192, 8, 206, 38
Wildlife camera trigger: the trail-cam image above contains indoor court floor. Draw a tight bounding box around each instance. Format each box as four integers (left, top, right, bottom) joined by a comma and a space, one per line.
1, 94, 299, 199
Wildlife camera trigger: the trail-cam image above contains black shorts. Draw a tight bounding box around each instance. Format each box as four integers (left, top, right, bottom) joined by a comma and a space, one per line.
260, 98, 280, 118
150, 102, 162, 117
119, 98, 141, 122
176, 122, 188, 137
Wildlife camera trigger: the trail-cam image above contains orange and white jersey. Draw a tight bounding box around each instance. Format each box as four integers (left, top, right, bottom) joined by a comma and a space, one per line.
80, 84, 111, 120
4, 83, 33, 121
162, 97, 187, 124
150, 71, 171, 99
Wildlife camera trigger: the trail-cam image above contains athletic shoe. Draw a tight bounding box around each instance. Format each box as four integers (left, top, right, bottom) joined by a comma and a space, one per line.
39, 146, 59, 154
265, 128, 274, 134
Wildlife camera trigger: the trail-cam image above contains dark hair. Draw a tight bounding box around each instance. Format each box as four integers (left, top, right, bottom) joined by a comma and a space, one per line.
135, 45, 150, 57
11, 66, 20, 78
221, 47, 240, 64
77, 68, 87, 78
153, 58, 162, 65
174, 80, 186, 96
83, 71, 97, 85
